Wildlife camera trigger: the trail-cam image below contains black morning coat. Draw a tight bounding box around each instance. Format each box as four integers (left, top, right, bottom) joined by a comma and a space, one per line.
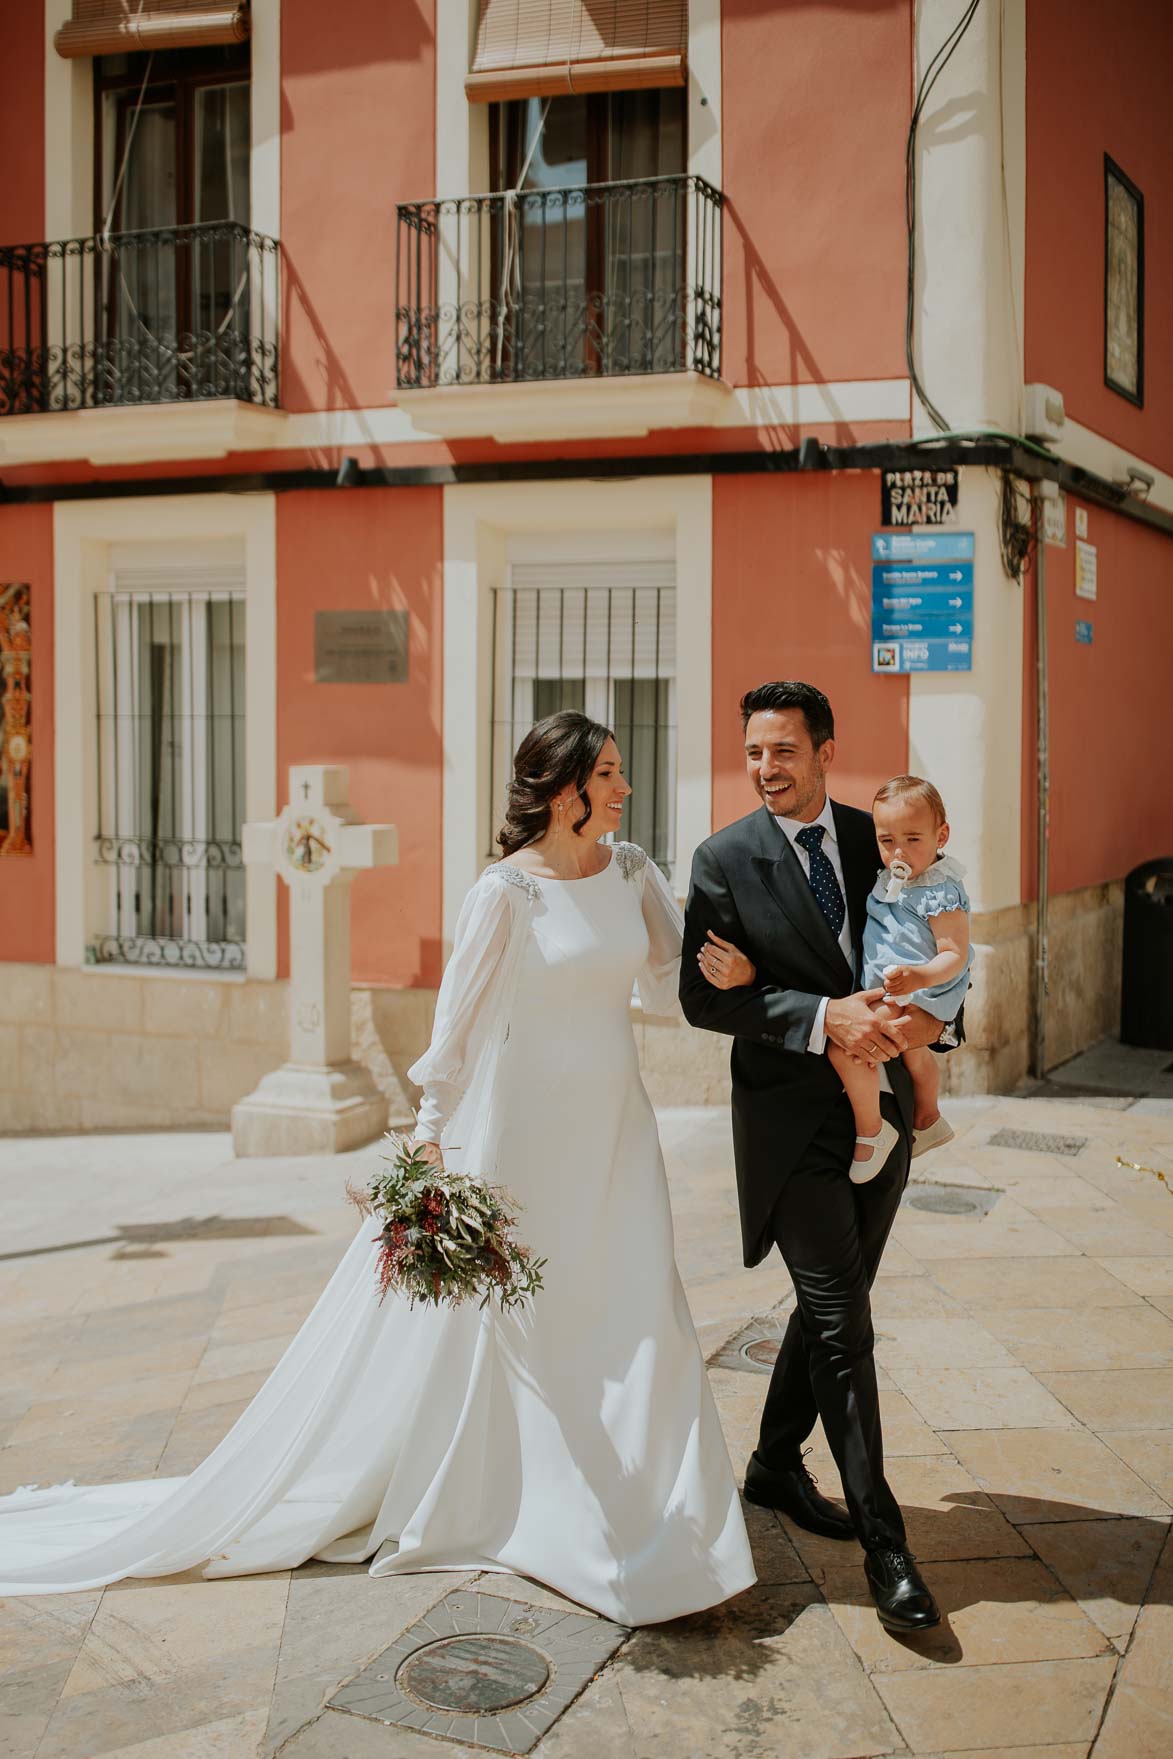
679, 800, 917, 1269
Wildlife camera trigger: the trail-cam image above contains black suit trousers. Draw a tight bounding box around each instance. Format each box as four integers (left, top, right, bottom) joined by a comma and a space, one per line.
756, 1091, 909, 1551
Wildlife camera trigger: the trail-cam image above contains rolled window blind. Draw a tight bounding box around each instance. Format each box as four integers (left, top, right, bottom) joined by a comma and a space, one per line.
467, 0, 687, 102
55, 1, 250, 59
508, 562, 676, 681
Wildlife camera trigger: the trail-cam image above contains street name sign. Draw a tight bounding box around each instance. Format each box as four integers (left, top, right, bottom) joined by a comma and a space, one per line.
880, 467, 960, 527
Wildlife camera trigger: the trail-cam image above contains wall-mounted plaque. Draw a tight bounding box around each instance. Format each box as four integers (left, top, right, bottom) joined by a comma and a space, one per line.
0, 583, 32, 855
314, 610, 409, 684
1105, 156, 1143, 406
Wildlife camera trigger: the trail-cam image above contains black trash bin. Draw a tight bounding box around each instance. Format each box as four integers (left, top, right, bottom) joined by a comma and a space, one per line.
1121, 858, 1173, 1050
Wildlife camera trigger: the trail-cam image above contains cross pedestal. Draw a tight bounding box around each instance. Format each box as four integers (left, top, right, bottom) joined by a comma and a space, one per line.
232, 765, 398, 1157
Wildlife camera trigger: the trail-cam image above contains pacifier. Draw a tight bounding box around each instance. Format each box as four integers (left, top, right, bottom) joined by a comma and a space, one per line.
882, 858, 913, 901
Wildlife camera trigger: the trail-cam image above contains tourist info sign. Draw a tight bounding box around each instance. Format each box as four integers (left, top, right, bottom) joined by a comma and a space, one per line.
871, 532, 974, 673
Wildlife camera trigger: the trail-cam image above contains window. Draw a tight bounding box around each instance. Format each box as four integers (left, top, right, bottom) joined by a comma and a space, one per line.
93, 44, 254, 403
92, 558, 246, 968
490, 560, 676, 876
490, 89, 687, 378
1105, 156, 1144, 406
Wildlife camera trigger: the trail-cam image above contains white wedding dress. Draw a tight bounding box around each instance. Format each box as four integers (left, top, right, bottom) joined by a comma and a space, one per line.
0, 844, 754, 1625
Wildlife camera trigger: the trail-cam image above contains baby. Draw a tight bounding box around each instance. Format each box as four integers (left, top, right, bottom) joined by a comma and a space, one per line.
829, 775, 972, 1183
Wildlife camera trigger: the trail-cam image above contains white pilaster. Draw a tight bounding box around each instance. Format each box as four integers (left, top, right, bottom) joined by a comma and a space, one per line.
43, 0, 91, 243
908, 0, 1026, 917
688, 0, 722, 188
911, 0, 1025, 436
250, 0, 281, 239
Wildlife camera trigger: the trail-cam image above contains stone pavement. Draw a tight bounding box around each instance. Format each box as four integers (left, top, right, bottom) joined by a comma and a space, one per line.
1, 1082, 1172, 1759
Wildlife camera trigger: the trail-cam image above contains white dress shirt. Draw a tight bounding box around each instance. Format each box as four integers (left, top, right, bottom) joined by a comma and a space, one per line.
772, 800, 891, 1089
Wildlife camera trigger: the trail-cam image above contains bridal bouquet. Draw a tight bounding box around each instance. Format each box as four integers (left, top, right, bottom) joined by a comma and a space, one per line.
347, 1133, 546, 1313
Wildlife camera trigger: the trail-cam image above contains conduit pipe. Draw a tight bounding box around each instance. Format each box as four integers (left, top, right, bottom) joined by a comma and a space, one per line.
1032, 484, 1050, 1078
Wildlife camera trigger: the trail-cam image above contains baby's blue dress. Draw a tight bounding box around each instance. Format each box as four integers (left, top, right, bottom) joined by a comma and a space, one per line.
862, 854, 972, 1021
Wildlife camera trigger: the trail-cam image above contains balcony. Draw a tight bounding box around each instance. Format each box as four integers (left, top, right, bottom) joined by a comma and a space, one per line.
394, 175, 730, 442
0, 221, 284, 466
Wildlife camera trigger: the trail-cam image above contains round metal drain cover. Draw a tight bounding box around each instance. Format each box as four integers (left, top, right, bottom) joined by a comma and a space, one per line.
397, 1634, 551, 1714
742, 1337, 781, 1367
907, 1187, 981, 1215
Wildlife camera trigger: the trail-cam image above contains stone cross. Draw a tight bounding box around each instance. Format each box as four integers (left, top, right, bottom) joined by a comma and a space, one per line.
232, 765, 398, 1156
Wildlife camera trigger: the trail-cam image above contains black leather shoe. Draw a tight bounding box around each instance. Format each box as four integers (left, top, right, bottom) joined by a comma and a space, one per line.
743, 1451, 855, 1540
864, 1547, 941, 1632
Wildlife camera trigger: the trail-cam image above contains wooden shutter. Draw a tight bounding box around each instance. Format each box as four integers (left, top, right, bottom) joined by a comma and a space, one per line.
54, 1, 250, 58
467, 0, 687, 102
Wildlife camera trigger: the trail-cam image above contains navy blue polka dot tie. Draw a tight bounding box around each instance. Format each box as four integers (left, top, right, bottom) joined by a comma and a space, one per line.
796, 824, 846, 939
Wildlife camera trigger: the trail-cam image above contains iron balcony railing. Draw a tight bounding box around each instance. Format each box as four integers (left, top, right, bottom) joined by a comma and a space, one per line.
396, 174, 722, 390
0, 221, 279, 416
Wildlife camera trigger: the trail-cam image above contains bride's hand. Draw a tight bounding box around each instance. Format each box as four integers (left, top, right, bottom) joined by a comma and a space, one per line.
412, 1138, 444, 1169
698, 929, 756, 990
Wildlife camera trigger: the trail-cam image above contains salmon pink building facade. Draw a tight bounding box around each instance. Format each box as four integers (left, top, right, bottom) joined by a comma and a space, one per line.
1, 0, 1170, 1132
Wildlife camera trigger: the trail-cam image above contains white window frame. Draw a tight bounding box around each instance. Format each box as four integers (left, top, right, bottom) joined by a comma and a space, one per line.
440, 477, 712, 949
54, 495, 277, 978
43, 0, 281, 245
95, 551, 247, 966
491, 546, 678, 873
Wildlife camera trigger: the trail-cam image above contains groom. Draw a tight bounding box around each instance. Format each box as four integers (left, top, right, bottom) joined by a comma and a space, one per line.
680, 681, 955, 1633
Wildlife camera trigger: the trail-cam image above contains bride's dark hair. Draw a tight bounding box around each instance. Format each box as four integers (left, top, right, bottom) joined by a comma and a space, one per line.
497, 712, 614, 857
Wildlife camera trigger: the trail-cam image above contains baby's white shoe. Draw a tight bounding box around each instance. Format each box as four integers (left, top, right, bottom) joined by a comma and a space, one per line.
912, 1115, 955, 1158
850, 1118, 900, 1184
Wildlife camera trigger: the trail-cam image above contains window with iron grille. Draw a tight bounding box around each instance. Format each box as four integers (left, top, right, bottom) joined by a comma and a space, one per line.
91, 567, 246, 969
490, 562, 676, 878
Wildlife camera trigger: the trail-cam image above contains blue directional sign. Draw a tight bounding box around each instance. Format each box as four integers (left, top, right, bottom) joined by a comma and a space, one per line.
871, 534, 974, 673
873, 638, 973, 673
1075, 619, 1094, 646
876, 589, 974, 618
872, 531, 975, 563
873, 562, 973, 593
873, 616, 972, 640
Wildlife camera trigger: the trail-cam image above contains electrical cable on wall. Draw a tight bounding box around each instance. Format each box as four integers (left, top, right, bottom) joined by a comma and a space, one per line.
999, 471, 1035, 582
494, 99, 552, 374
904, 0, 1039, 583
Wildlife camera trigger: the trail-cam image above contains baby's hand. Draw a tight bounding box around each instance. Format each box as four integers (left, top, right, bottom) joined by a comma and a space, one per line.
882, 963, 923, 999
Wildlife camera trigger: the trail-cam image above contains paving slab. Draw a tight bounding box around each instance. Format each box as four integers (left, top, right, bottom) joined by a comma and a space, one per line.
1, 1091, 1172, 1757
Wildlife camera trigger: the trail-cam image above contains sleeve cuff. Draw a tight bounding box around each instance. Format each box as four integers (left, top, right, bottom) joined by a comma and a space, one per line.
412, 1094, 446, 1144
807, 996, 829, 1055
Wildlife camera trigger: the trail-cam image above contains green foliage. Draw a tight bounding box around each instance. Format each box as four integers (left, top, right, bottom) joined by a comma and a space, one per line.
347, 1134, 546, 1313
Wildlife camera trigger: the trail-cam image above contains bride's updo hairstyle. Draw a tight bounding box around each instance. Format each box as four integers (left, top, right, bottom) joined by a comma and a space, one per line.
497, 712, 614, 856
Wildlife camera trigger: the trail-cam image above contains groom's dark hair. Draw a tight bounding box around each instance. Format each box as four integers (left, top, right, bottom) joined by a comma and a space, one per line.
740, 681, 834, 747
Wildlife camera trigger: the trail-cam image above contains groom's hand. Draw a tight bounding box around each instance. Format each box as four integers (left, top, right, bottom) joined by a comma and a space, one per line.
825, 989, 910, 1063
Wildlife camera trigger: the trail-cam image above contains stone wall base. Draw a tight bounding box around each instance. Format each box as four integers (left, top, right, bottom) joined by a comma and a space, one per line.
0, 878, 1125, 1133
940, 878, 1124, 1096
0, 967, 427, 1136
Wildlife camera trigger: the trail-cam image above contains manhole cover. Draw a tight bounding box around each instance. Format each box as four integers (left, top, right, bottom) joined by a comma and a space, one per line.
710, 1303, 794, 1375
907, 1187, 981, 1214
902, 1181, 1001, 1219
988, 1127, 1088, 1156
328, 1590, 628, 1755
398, 1634, 550, 1714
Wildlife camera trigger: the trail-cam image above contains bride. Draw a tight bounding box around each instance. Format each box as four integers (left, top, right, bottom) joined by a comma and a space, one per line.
0, 713, 758, 1625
